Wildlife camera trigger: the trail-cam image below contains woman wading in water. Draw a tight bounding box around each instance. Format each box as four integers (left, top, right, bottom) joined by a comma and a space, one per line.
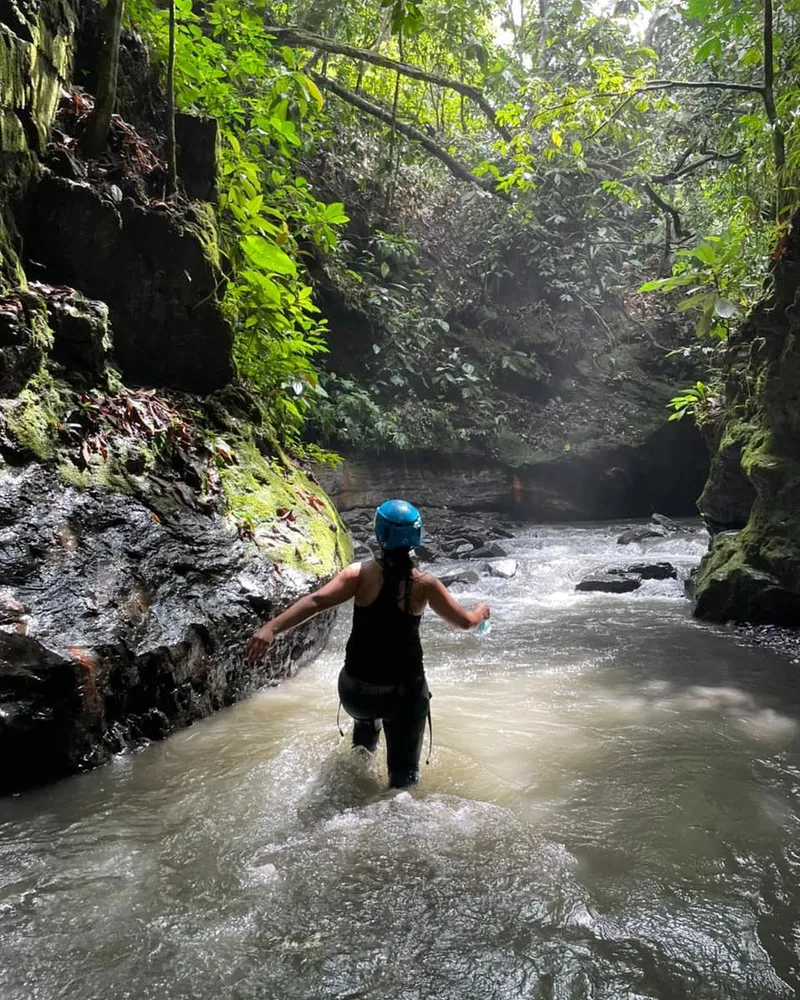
245, 499, 490, 788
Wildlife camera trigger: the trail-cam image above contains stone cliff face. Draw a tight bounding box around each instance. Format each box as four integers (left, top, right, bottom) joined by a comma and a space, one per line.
318, 413, 707, 521
693, 212, 800, 626
0, 1, 351, 792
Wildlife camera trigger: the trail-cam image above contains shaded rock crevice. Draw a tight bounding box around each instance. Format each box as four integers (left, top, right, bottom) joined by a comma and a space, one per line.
27, 172, 234, 393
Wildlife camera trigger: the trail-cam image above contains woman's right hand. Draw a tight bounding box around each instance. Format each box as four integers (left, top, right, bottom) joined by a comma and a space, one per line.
473, 602, 490, 622
245, 623, 276, 665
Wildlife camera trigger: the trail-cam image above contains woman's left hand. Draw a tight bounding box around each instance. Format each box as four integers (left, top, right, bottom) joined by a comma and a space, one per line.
245, 623, 276, 664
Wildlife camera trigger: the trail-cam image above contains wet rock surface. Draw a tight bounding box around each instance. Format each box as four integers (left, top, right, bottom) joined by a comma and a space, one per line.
617, 524, 669, 545
576, 572, 642, 594
617, 513, 696, 546
439, 569, 480, 589
315, 421, 709, 523
697, 436, 757, 535
0, 466, 339, 793
626, 561, 678, 580
695, 533, 800, 627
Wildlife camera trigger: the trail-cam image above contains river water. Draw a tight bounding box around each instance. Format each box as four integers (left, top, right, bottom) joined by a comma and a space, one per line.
2, 523, 799, 1000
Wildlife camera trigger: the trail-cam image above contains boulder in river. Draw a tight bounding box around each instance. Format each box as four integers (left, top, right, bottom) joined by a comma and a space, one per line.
626, 561, 678, 581
650, 513, 680, 532
414, 543, 439, 563
469, 541, 509, 559
439, 569, 480, 589
442, 536, 474, 555
694, 532, 800, 626
487, 526, 515, 539
483, 559, 518, 580
353, 539, 374, 560
576, 572, 642, 593
617, 524, 669, 545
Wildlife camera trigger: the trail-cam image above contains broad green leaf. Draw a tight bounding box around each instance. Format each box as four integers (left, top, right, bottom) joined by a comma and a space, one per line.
323, 202, 350, 224
241, 235, 298, 277
691, 243, 717, 266
677, 291, 716, 311
302, 74, 325, 111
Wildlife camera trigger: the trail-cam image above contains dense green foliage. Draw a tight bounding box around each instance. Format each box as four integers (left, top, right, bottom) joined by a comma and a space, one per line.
127, 0, 346, 444
122, 0, 799, 448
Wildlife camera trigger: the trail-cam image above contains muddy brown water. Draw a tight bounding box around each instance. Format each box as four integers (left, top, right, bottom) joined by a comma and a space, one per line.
1, 523, 799, 999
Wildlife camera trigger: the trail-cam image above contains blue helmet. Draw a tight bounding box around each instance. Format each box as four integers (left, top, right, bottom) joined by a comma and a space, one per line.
374, 499, 422, 550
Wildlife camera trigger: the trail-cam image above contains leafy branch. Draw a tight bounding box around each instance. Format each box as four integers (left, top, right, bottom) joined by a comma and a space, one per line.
312, 72, 503, 194
264, 24, 511, 139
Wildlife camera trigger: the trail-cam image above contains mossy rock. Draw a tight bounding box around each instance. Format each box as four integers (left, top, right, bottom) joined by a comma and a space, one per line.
0, 364, 67, 460
694, 532, 800, 625
0, 290, 51, 395
218, 432, 352, 577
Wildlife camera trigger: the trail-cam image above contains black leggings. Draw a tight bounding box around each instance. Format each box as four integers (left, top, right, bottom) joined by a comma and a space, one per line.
338, 668, 430, 788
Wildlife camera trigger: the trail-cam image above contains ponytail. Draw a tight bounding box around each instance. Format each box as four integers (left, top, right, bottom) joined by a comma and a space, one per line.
380, 546, 414, 612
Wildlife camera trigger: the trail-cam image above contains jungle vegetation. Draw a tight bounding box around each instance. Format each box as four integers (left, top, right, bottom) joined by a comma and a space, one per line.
100, 0, 799, 447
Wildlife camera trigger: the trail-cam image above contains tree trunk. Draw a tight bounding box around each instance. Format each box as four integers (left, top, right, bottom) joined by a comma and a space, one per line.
166, 0, 178, 197
762, 0, 788, 219
80, 0, 125, 157
385, 30, 404, 215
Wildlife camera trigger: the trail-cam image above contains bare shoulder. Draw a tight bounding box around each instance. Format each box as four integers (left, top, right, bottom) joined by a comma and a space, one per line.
357, 558, 380, 578
413, 568, 443, 594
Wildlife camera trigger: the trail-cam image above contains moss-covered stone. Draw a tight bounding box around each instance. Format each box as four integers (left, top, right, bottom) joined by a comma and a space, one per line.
0, 1, 78, 291
219, 432, 352, 576
694, 210, 800, 625
0, 365, 68, 459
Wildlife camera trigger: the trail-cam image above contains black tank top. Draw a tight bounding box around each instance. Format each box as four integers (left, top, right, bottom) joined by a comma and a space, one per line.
344, 570, 423, 685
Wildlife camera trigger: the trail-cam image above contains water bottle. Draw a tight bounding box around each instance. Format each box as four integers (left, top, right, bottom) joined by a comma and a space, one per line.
473, 618, 492, 638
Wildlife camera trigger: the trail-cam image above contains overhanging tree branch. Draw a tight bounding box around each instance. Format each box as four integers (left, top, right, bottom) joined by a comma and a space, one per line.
643, 183, 684, 240
642, 78, 765, 96
310, 72, 504, 196
586, 158, 686, 240
651, 150, 743, 184
266, 25, 511, 140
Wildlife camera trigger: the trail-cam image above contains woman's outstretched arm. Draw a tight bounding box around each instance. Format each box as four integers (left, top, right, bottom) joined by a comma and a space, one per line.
424, 575, 490, 630
245, 563, 361, 663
